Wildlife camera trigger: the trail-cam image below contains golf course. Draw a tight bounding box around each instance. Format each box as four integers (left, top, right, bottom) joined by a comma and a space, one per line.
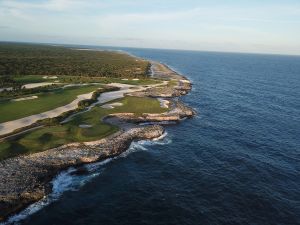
0, 43, 170, 160
0, 95, 168, 160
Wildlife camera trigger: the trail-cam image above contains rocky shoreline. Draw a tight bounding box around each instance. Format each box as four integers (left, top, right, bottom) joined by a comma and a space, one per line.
107, 100, 195, 123
0, 61, 195, 222
0, 125, 164, 222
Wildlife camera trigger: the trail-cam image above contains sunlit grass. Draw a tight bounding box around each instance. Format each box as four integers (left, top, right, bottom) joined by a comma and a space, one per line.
0, 96, 167, 160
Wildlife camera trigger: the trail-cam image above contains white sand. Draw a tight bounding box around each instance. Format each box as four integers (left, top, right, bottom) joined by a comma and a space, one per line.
43, 76, 58, 79
110, 102, 123, 107
22, 82, 54, 89
180, 79, 190, 83
101, 104, 114, 109
0, 81, 168, 136
0, 87, 13, 92
158, 98, 170, 108
0, 91, 94, 136
101, 102, 123, 109
79, 124, 93, 128
11, 96, 38, 102
62, 81, 167, 123
132, 78, 140, 81
0, 82, 55, 93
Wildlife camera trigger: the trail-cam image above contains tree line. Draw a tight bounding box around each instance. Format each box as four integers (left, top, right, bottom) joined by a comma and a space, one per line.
0, 43, 150, 78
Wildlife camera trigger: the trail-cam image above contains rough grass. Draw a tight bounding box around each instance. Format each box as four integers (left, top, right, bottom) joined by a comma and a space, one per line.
0, 84, 102, 123
0, 96, 168, 160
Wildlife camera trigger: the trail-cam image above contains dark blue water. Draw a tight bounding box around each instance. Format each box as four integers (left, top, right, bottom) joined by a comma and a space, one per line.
20, 49, 300, 225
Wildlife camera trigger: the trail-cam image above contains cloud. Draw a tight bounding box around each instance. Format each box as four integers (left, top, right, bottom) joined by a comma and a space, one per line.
99, 4, 300, 26
0, 0, 299, 55
0, 0, 103, 12
0, 25, 10, 29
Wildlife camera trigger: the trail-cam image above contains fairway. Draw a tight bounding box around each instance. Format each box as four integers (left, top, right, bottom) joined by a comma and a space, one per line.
57, 75, 162, 85
8, 75, 162, 86
0, 85, 102, 123
0, 96, 168, 160
13, 75, 56, 84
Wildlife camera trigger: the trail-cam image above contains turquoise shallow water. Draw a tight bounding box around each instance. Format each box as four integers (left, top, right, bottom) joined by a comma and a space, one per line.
10, 48, 300, 225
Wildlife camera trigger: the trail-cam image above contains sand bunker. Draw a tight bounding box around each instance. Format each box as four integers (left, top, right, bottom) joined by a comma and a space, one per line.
79, 124, 93, 128
101, 104, 114, 109
110, 102, 123, 107
0, 82, 55, 93
11, 96, 38, 102
43, 76, 58, 79
0, 91, 95, 136
158, 98, 170, 108
0, 81, 167, 136
101, 102, 123, 109
23, 82, 54, 89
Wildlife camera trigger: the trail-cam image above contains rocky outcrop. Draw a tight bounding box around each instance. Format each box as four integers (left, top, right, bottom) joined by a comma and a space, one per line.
129, 77, 192, 98
0, 60, 196, 222
109, 100, 196, 123
0, 125, 164, 221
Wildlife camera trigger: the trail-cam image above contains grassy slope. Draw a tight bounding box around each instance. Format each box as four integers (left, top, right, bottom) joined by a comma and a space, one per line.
0, 85, 102, 123
0, 96, 167, 160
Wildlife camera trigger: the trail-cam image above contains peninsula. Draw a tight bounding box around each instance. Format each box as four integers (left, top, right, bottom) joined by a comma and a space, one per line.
0, 43, 195, 222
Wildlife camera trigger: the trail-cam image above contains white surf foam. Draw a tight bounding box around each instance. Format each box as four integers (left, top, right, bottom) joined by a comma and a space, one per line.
139, 121, 177, 126
2, 132, 170, 224
2, 167, 101, 225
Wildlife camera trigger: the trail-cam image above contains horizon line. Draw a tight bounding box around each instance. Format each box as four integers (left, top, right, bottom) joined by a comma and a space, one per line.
1, 40, 300, 57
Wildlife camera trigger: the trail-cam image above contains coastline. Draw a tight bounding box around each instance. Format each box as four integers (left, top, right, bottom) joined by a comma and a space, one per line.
0, 58, 195, 222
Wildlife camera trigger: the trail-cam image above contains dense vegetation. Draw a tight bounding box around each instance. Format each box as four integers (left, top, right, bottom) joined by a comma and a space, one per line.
0, 42, 150, 78
0, 76, 20, 88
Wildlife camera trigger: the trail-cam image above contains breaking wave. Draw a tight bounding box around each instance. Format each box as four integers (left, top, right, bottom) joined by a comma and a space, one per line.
2, 132, 170, 225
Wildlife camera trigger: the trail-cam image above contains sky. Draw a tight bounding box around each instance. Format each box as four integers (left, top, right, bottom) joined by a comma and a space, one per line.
0, 0, 300, 55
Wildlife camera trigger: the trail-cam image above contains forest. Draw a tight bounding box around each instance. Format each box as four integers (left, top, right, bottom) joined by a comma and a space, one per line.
0, 42, 150, 78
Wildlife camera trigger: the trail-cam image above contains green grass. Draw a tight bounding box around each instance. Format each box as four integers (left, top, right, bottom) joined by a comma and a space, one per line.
9, 75, 161, 86
57, 75, 162, 85
0, 96, 168, 160
113, 96, 167, 115
13, 75, 55, 83
0, 84, 102, 123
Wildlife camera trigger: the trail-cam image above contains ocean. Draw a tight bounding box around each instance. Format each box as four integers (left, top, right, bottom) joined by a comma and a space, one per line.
8, 48, 300, 225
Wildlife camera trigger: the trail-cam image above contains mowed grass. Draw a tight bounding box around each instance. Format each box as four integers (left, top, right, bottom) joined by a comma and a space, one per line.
57, 75, 162, 85
13, 75, 56, 83
9, 75, 162, 86
0, 84, 102, 123
0, 96, 168, 160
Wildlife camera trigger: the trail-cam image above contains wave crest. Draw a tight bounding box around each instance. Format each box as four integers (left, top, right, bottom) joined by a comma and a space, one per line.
2, 131, 171, 225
